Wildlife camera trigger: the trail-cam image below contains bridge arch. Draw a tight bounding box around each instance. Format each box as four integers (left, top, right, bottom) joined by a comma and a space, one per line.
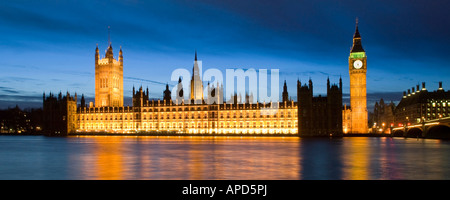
406, 127, 423, 138
393, 129, 405, 137
426, 125, 450, 139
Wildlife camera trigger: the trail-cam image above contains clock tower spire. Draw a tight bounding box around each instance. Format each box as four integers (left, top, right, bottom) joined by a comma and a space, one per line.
348, 18, 368, 133
351, 18, 364, 53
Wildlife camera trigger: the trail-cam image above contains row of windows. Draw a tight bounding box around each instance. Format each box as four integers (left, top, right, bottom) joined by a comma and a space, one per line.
78, 111, 297, 121
421, 108, 450, 112
426, 102, 450, 107
140, 107, 295, 112
427, 113, 447, 117
81, 106, 296, 113
99, 76, 120, 89
80, 121, 298, 130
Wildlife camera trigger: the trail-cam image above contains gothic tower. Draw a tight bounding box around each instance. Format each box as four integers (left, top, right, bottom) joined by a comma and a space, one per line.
163, 83, 172, 105
282, 80, 289, 102
348, 19, 368, 133
190, 50, 203, 103
95, 29, 124, 107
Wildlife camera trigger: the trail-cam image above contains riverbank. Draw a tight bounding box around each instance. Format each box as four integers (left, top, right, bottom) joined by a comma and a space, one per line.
61, 132, 397, 138
343, 133, 393, 137
2, 132, 436, 139
68, 132, 301, 137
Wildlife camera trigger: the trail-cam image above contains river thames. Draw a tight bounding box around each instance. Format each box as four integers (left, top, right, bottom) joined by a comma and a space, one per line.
0, 135, 449, 180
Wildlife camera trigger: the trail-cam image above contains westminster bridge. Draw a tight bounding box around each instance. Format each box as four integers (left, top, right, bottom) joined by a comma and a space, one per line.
392, 116, 450, 139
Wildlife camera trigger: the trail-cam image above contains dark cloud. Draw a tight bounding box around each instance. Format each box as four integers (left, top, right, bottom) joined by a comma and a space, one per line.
124, 76, 175, 87
280, 71, 331, 78
0, 86, 19, 94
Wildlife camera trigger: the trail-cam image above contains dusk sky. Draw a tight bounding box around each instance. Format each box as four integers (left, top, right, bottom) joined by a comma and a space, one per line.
1, 0, 449, 110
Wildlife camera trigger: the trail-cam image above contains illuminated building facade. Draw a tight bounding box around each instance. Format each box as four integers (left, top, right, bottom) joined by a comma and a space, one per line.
345, 19, 369, 133
394, 82, 450, 127
76, 96, 298, 134
73, 50, 298, 135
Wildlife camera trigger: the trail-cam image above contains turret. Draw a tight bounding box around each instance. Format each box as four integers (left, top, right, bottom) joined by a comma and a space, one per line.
119, 46, 123, 64
177, 77, 184, 100
95, 44, 99, 64
105, 44, 114, 61
282, 80, 289, 102
163, 83, 172, 104
327, 77, 330, 93
80, 94, 86, 108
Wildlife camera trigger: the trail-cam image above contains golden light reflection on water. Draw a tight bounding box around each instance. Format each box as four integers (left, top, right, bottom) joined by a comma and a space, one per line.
341, 137, 370, 180
66, 136, 450, 180
73, 136, 301, 180
95, 137, 123, 180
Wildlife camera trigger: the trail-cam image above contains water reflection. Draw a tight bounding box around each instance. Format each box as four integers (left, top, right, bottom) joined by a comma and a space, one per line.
342, 137, 370, 180
1, 136, 450, 179
72, 136, 301, 180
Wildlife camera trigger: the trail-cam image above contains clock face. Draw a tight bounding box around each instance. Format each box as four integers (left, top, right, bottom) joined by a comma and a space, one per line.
353, 60, 363, 69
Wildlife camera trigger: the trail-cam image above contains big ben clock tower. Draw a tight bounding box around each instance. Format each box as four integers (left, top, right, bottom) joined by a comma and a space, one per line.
348, 19, 368, 133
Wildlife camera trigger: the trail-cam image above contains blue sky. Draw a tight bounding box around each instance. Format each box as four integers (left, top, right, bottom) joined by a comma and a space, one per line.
0, 0, 449, 110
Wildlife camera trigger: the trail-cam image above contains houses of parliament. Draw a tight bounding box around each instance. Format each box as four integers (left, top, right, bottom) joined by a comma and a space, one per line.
43, 21, 368, 136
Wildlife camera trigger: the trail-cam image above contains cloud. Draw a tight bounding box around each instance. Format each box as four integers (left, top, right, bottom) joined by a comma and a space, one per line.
0, 86, 20, 94
124, 76, 175, 87
280, 71, 331, 78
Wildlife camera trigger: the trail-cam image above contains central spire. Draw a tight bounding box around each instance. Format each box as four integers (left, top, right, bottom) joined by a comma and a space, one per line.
353, 18, 361, 39
195, 50, 197, 61
351, 18, 365, 53
191, 50, 203, 102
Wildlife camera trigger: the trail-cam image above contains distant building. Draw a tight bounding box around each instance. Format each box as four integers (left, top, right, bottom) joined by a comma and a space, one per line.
0, 105, 43, 134
369, 98, 395, 133
42, 92, 77, 135
394, 82, 450, 127
297, 78, 343, 136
